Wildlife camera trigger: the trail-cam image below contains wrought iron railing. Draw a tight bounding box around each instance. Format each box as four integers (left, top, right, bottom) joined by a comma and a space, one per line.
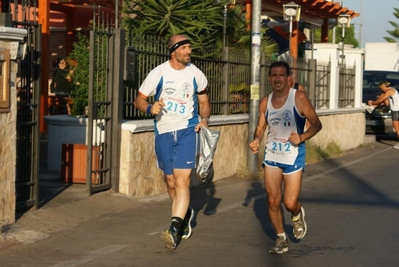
122, 35, 352, 119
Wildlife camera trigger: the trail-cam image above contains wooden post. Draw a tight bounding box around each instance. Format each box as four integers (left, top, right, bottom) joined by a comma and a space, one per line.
246, 0, 251, 30
38, 0, 50, 136
292, 21, 299, 60
321, 18, 329, 43
66, 12, 74, 54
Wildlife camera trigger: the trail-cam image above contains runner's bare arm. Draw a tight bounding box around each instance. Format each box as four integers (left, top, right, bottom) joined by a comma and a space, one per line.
368, 90, 394, 106
295, 91, 322, 142
249, 96, 268, 153
196, 89, 211, 131
133, 93, 164, 115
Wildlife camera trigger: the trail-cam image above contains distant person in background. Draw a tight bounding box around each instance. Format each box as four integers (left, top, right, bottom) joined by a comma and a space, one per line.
288, 75, 306, 93
50, 58, 71, 96
288, 75, 311, 129
368, 81, 399, 149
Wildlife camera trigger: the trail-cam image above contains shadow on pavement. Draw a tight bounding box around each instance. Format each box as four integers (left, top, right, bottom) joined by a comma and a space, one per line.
16, 138, 83, 221
190, 182, 222, 228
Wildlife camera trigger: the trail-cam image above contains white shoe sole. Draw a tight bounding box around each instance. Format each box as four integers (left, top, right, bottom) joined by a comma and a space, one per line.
293, 207, 307, 239
182, 207, 195, 240
269, 247, 288, 254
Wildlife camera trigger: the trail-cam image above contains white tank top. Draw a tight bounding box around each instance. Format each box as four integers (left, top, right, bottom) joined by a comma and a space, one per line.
264, 89, 306, 165
388, 88, 399, 111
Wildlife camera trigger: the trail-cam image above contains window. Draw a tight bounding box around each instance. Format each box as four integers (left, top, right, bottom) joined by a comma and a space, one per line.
0, 49, 10, 112
363, 71, 399, 91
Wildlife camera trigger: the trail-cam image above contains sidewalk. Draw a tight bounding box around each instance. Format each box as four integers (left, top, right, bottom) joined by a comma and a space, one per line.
2, 137, 146, 249
1, 139, 399, 267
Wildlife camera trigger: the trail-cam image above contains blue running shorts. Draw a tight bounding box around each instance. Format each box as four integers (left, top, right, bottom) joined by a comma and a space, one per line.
155, 127, 197, 175
263, 144, 306, 175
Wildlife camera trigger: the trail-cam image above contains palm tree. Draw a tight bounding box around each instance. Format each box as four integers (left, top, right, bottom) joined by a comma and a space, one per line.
384, 7, 399, 43
122, 0, 228, 50
122, 0, 277, 57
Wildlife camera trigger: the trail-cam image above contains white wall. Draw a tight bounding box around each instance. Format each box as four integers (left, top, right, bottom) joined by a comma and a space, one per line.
364, 43, 399, 71
346, 47, 365, 108
305, 43, 365, 108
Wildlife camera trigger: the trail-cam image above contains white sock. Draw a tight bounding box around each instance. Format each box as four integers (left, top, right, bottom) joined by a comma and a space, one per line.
277, 232, 287, 240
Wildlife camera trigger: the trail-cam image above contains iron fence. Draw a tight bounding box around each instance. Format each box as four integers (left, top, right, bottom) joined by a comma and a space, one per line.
314, 62, 331, 109
122, 35, 352, 119
338, 64, 356, 108
123, 35, 255, 119
11, 0, 41, 210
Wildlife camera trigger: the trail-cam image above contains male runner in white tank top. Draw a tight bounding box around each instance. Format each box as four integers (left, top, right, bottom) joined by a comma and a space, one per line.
249, 61, 322, 254
368, 81, 399, 149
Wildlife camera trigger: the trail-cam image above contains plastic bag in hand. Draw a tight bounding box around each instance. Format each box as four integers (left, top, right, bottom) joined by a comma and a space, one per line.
196, 127, 220, 183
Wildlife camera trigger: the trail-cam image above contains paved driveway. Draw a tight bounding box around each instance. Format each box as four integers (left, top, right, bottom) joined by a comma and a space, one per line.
1, 140, 398, 267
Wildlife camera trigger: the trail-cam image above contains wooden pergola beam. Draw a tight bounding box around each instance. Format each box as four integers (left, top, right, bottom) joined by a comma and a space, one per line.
39, 0, 50, 135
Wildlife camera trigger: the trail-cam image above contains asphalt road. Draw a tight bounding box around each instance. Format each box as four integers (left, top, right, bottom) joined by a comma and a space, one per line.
1, 139, 398, 267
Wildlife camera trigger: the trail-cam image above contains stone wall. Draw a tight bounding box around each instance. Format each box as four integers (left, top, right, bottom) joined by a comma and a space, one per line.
119, 109, 366, 199
119, 122, 250, 198
308, 109, 366, 150
0, 43, 17, 226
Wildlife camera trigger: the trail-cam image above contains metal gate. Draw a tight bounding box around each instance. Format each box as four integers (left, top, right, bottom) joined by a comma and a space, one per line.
86, 21, 124, 195
338, 64, 356, 108
14, 6, 41, 210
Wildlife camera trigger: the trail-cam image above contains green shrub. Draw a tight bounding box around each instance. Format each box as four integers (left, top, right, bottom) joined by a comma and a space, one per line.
67, 33, 90, 116
305, 141, 343, 164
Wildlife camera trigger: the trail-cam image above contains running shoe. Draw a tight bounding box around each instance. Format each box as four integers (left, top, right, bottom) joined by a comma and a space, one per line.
269, 235, 288, 254
361, 103, 375, 114
160, 226, 180, 250
365, 105, 374, 114
393, 142, 399, 149
180, 207, 195, 240
292, 206, 307, 239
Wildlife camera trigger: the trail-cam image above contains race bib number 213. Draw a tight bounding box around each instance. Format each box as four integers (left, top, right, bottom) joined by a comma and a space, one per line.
165, 96, 189, 118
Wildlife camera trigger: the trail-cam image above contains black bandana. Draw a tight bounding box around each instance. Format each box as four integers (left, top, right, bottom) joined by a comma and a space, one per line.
169, 39, 191, 54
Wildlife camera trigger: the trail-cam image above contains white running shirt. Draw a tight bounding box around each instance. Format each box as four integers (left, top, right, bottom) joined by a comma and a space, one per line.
138, 61, 208, 134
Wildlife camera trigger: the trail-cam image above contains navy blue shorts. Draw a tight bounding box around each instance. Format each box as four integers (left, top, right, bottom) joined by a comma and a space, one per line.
155, 127, 197, 175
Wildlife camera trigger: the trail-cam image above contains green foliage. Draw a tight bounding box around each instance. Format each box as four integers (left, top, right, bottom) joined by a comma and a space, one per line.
305, 141, 343, 164
229, 82, 247, 93
66, 32, 108, 118
334, 26, 359, 48
122, 0, 226, 49
67, 33, 90, 116
122, 0, 277, 56
233, 26, 278, 55
313, 25, 359, 48
384, 7, 399, 43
